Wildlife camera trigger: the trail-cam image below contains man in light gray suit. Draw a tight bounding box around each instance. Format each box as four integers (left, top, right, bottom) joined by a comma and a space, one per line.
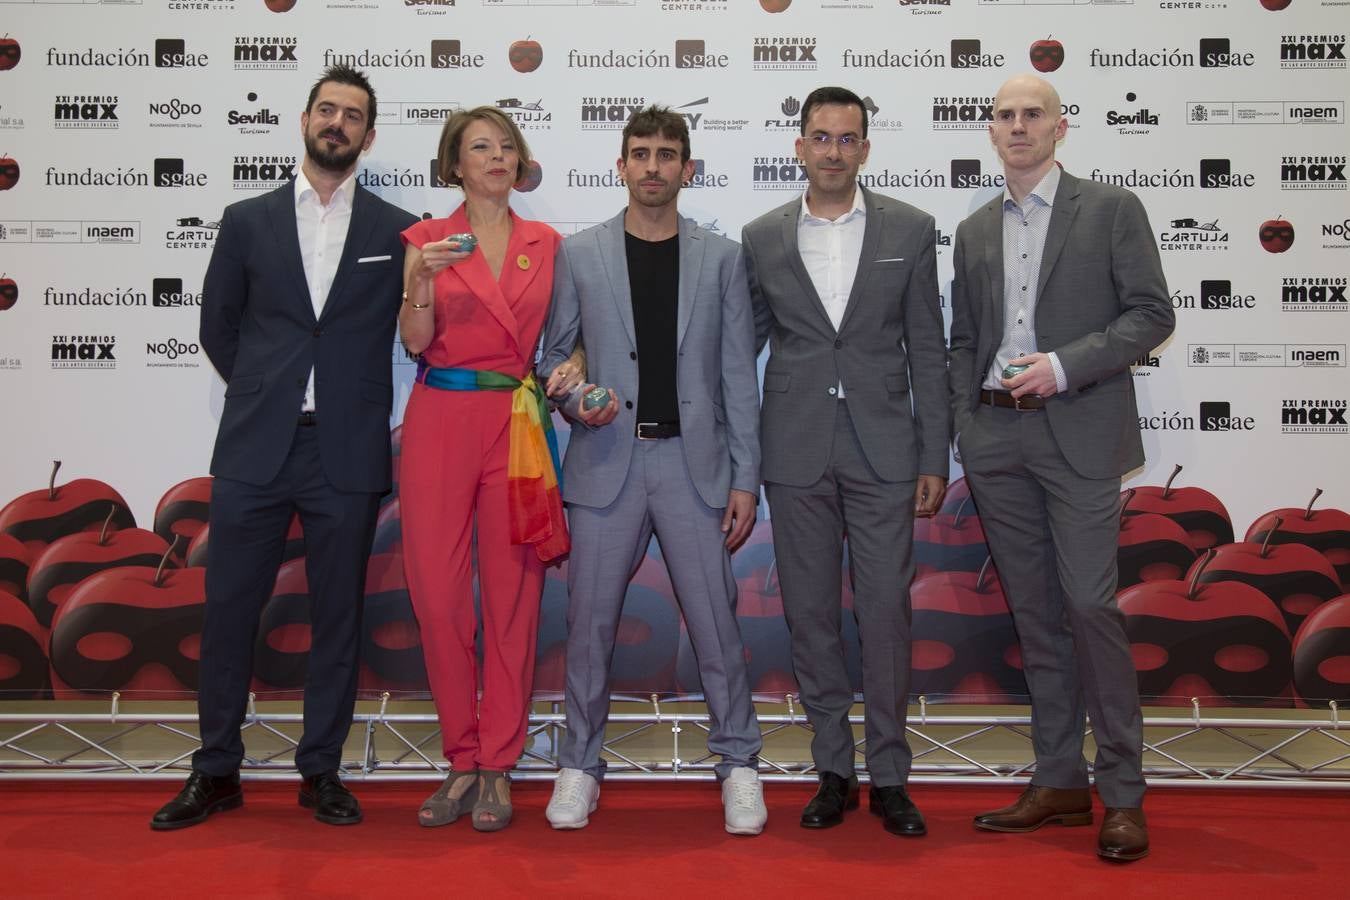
741, 86, 949, 837
538, 106, 765, 835
949, 74, 1174, 862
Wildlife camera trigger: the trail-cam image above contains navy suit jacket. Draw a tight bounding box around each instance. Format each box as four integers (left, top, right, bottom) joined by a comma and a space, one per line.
200, 180, 418, 493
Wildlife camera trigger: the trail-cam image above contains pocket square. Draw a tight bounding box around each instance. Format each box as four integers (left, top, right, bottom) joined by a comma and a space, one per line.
874, 257, 905, 263
358, 254, 392, 263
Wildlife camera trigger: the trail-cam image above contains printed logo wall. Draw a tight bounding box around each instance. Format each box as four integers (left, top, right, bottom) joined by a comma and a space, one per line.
0, 1, 1347, 704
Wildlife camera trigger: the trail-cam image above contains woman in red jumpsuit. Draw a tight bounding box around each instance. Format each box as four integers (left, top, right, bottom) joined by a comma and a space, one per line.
398, 106, 574, 832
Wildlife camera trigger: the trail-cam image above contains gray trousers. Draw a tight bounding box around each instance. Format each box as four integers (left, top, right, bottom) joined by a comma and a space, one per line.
764, 401, 917, 787
959, 403, 1146, 808
559, 435, 761, 781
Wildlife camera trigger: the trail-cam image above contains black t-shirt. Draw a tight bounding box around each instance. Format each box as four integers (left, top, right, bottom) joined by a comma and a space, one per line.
625, 232, 680, 424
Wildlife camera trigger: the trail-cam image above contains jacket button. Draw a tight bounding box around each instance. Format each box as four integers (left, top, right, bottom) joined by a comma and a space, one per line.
630, 351, 637, 360
834, 339, 843, 349
625, 400, 633, 409
827, 386, 838, 396
296, 378, 305, 388
312, 327, 321, 337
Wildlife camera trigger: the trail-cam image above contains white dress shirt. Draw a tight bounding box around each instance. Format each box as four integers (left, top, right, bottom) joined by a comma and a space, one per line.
985, 164, 1068, 393
798, 185, 866, 398
294, 167, 357, 412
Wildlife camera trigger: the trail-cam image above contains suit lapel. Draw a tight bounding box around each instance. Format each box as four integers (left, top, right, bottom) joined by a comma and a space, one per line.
495, 217, 545, 360
443, 205, 523, 361
981, 197, 1005, 343
265, 181, 314, 322
1037, 170, 1081, 297
599, 209, 637, 350
676, 216, 703, 350
319, 185, 378, 324
836, 185, 881, 335
778, 202, 833, 331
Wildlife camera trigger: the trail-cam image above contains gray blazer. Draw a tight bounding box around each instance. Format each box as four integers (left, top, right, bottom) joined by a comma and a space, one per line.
948, 170, 1175, 479
538, 211, 761, 510
742, 185, 950, 487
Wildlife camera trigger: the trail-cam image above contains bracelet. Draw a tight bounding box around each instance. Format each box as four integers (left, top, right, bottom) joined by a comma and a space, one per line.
401, 291, 431, 310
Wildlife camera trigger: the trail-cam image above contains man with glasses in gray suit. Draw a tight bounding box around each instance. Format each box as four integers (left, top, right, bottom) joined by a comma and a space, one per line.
538, 106, 765, 835
742, 86, 950, 837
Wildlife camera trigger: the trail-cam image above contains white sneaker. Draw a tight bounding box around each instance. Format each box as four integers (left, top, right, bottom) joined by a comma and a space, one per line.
546, 768, 599, 830
722, 766, 767, 835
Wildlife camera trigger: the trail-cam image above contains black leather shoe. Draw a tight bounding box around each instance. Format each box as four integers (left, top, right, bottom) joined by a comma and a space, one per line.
800, 772, 860, 829
869, 785, 927, 837
150, 771, 242, 831
299, 771, 363, 825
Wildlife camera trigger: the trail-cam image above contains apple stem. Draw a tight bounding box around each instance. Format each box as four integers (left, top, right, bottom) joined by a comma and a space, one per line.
1260, 517, 1283, 559
765, 559, 777, 594
1121, 488, 1136, 523
98, 505, 116, 546
954, 495, 972, 528
1162, 463, 1182, 500
154, 535, 181, 588
1306, 488, 1323, 521
976, 555, 994, 592
1188, 548, 1215, 601
48, 460, 62, 501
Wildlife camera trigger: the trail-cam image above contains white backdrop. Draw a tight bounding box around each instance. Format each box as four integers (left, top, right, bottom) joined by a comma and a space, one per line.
1, 0, 1346, 540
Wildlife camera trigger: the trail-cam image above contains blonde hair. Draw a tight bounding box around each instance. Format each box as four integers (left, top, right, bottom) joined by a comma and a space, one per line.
436, 106, 532, 188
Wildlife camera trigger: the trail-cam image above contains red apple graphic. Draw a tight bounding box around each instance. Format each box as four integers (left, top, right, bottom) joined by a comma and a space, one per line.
264, 0, 297, 12
1118, 549, 1292, 705
515, 159, 543, 193
26, 506, 172, 628
0, 35, 19, 71
910, 557, 1027, 703
914, 494, 989, 576
48, 538, 206, 697
1117, 489, 1197, 589
152, 476, 212, 552
1259, 216, 1294, 253
1125, 463, 1234, 551
1190, 518, 1341, 639
1259, 0, 1292, 9
1030, 36, 1064, 73
508, 37, 543, 74
938, 475, 975, 517
0, 461, 136, 553
252, 558, 310, 693
358, 551, 427, 693
0, 533, 31, 603
1246, 488, 1350, 592
759, 0, 792, 10
0, 154, 18, 190
371, 497, 401, 556
0, 590, 47, 699
0, 273, 16, 311
1292, 596, 1350, 705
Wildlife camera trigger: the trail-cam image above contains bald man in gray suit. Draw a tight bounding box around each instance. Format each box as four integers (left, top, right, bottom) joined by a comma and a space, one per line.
949, 74, 1174, 862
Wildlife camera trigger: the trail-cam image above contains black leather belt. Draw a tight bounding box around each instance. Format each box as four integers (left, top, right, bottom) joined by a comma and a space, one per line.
636, 421, 680, 440
979, 389, 1045, 411
298, 411, 318, 426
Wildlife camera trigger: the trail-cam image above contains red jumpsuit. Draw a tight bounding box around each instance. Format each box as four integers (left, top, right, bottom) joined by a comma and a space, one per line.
400, 208, 561, 771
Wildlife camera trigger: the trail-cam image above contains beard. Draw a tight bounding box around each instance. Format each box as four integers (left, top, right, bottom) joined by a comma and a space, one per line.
305, 126, 364, 174
627, 176, 682, 209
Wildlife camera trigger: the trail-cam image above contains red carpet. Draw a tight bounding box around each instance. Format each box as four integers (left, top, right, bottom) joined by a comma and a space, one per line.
2, 782, 1343, 898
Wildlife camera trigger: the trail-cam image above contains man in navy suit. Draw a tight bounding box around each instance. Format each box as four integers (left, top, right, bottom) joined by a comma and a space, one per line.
151, 65, 417, 830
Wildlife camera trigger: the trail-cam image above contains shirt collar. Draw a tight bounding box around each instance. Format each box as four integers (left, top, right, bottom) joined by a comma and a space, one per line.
799, 183, 867, 226
1003, 163, 1060, 212
295, 166, 358, 211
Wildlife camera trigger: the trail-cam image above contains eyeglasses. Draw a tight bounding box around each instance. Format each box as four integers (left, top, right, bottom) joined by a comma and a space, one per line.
804, 134, 866, 157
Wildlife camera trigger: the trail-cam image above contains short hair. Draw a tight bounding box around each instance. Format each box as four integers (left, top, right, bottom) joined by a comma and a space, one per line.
435, 106, 532, 188
621, 105, 691, 163
799, 86, 869, 139
305, 64, 377, 128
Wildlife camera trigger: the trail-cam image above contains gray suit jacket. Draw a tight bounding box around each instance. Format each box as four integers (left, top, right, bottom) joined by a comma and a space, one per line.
948, 169, 1175, 479
742, 185, 950, 487
538, 211, 761, 510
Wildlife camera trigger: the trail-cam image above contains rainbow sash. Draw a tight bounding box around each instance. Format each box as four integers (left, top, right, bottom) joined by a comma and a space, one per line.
416, 363, 569, 563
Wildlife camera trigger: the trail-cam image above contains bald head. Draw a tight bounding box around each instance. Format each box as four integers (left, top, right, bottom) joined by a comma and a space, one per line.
994, 74, 1062, 123
989, 73, 1068, 187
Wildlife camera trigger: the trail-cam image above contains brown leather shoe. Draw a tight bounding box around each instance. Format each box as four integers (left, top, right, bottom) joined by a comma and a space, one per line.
973, 785, 1093, 833
1098, 807, 1149, 862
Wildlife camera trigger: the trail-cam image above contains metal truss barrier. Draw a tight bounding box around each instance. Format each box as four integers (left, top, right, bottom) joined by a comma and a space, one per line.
1, 694, 1347, 788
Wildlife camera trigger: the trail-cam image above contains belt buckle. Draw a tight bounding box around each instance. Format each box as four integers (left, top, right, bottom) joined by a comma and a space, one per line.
1013, 394, 1028, 411
636, 422, 659, 440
